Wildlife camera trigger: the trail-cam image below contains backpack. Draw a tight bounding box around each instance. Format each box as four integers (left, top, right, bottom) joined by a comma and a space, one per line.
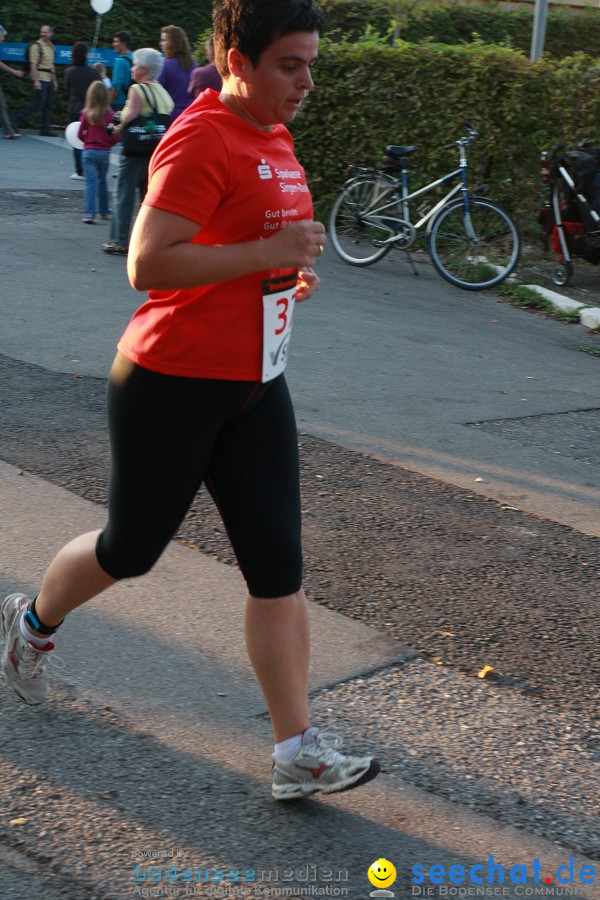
22, 40, 43, 75
117, 52, 134, 92
561, 150, 598, 196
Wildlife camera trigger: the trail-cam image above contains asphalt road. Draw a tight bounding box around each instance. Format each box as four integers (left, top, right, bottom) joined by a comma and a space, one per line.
0, 134, 598, 898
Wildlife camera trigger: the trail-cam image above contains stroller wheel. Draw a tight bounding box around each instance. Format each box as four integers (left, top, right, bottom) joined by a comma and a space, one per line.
552, 264, 570, 287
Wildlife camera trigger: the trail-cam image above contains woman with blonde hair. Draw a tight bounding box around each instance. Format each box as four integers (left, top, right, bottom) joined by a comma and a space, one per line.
158, 24, 197, 122
77, 80, 119, 223
64, 42, 101, 177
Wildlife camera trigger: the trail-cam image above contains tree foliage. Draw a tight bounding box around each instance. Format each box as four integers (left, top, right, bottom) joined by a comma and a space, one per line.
319, 0, 600, 59
0, 0, 213, 124
1, 0, 212, 52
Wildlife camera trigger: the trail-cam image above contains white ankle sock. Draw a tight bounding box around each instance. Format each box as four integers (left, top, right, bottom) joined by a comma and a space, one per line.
274, 733, 303, 761
19, 614, 53, 649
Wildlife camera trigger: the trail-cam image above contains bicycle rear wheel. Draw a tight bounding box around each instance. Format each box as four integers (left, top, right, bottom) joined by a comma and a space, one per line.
329, 175, 398, 266
429, 197, 520, 290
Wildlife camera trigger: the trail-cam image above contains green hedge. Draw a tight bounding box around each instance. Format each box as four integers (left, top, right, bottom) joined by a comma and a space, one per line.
0, 0, 212, 127
288, 40, 600, 229
4, 15, 600, 236
6, 0, 600, 60
403, 4, 600, 57
319, 0, 600, 59
0, 0, 212, 51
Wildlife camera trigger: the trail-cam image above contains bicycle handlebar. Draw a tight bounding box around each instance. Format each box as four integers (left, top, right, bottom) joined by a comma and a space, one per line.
441, 122, 479, 151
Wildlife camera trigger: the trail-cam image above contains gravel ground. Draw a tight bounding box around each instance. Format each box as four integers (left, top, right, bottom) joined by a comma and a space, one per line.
309, 659, 599, 859
0, 189, 84, 217
0, 352, 598, 859
0, 683, 264, 900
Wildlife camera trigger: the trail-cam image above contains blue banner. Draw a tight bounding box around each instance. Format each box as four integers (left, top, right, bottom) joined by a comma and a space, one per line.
0, 43, 116, 67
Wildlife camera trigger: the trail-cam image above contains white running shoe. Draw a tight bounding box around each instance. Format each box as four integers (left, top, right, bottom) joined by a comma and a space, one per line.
1, 593, 60, 705
272, 726, 380, 800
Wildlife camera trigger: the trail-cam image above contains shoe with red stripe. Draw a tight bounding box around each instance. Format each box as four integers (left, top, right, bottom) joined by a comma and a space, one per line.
271, 727, 380, 800
1, 593, 59, 705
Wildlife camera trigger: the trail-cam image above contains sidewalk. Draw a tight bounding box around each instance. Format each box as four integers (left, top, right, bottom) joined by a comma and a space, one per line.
0, 128, 121, 189
1, 461, 596, 899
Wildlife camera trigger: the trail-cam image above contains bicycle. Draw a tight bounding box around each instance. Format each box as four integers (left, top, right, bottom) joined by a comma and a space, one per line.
328, 122, 521, 291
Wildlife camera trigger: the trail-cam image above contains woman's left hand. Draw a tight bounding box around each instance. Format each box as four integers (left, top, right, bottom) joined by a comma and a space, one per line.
294, 267, 320, 302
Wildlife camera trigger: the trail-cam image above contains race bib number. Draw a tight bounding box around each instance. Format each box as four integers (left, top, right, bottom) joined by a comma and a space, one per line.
262, 273, 297, 383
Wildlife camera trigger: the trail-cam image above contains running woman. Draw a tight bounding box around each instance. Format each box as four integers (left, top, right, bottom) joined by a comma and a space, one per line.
1, 0, 380, 801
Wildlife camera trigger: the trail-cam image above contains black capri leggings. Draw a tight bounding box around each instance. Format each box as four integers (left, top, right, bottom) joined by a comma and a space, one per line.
95, 353, 303, 597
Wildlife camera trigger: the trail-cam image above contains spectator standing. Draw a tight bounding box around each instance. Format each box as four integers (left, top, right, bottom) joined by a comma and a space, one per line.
78, 81, 119, 224
12, 24, 58, 136
64, 42, 101, 179
0, 25, 24, 139
187, 35, 222, 100
158, 25, 197, 123
109, 31, 133, 112
102, 48, 173, 255
93, 61, 112, 91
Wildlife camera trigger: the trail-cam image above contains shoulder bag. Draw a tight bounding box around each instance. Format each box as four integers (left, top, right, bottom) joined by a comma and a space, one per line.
121, 84, 170, 158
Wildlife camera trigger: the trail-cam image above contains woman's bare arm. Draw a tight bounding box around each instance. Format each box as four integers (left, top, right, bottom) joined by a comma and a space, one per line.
128, 205, 325, 292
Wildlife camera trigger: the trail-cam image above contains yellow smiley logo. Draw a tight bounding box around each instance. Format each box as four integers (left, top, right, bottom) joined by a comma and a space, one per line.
368, 858, 397, 888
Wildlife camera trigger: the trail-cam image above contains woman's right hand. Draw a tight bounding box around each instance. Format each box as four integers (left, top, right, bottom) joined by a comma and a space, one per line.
267, 219, 326, 269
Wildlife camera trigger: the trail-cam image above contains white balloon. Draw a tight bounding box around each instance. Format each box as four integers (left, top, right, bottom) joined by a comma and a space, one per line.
90, 0, 113, 14
65, 121, 84, 150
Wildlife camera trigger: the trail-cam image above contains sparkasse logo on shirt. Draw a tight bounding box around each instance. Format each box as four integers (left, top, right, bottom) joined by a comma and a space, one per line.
257, 159, 273, 179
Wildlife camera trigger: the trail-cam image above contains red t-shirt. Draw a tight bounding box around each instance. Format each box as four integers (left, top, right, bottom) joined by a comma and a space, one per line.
117, 90, 314, 380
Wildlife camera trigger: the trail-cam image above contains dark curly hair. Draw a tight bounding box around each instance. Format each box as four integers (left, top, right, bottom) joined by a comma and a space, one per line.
213, 0, 324, 77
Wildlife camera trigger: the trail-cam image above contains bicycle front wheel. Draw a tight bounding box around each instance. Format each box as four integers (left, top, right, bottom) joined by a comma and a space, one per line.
429, 197, 521, 290
329, 175, 398, 266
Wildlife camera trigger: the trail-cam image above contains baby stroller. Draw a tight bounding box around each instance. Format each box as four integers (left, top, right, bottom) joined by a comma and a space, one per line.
538, 145, 600, 286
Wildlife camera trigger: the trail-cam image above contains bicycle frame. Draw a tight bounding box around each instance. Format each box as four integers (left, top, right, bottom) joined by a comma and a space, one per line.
347, 140, 475, 247
331, 122, 520, 289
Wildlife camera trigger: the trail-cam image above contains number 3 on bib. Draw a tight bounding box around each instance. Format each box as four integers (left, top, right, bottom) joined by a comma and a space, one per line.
262, 274, 297, 382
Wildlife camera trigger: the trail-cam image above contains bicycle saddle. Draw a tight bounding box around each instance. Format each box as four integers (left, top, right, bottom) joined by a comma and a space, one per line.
386, 145, 418, 157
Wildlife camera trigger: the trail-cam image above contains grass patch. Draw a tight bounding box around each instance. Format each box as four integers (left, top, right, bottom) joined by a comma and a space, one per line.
499, 282, 551, 307
473, 262, 500, 283
581, 346, 600, 355
548, 308, 581, 323
498, 282, 582, 323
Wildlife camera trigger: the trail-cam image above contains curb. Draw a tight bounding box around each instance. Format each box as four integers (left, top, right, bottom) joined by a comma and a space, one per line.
522, 284, 600, 330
